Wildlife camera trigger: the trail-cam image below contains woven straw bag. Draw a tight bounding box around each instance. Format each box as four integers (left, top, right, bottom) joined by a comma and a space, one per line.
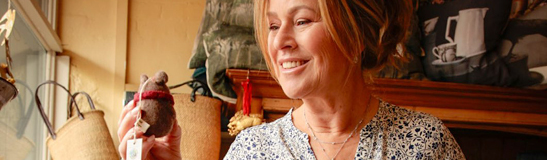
170, 80, 222, 159
0, 39, 17, 111
35, 81, 118, 160
0, 81, 34, 160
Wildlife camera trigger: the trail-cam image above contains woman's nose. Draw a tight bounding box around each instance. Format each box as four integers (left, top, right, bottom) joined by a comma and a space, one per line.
273, 25, 297, 50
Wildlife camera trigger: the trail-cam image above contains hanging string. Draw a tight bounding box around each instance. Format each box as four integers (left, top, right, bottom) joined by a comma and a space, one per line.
133, 78, 151, 143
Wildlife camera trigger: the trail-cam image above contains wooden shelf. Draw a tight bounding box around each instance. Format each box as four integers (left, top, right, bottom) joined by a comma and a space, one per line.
226, 69, 547, 137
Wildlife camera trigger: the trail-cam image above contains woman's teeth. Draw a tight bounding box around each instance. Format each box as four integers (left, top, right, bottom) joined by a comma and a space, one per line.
282, 61, 305, 69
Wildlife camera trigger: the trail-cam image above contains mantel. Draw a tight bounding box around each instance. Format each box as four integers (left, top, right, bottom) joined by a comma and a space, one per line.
226, 69, 547, 137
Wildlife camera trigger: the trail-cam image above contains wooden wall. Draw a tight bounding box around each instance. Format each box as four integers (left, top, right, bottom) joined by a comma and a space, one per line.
452, 129, 547, 160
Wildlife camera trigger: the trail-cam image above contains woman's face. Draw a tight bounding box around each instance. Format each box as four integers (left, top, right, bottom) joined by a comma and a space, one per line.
267, 0, 352, 99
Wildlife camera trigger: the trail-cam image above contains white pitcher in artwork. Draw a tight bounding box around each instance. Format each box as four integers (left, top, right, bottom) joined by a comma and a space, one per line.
445, 8, 489, 58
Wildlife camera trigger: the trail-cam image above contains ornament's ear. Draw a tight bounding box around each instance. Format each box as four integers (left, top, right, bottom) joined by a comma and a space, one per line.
140, 74, 149, 84
154, 71, 168, 85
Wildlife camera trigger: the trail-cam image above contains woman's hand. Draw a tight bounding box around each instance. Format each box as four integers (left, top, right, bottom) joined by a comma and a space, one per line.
117, 100, 182, 160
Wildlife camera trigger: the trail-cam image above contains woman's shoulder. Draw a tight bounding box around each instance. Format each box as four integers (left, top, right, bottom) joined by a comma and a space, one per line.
370, 100, 465, 159
235, 110, 305, 144
224, 110, 305, 159
238, 110, 295, 137
235, 118, 285, 139
378, 100, 444, 127
375, 100, 454, 147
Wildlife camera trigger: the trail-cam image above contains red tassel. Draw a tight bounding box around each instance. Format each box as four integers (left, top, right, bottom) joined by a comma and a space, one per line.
241, 78, 252, 116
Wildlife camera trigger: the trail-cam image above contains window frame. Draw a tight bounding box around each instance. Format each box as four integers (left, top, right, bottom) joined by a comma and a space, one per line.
10, 0, 62, 159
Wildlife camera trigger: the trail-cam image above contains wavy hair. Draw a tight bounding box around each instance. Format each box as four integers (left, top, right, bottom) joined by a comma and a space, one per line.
254, 0, 413, 78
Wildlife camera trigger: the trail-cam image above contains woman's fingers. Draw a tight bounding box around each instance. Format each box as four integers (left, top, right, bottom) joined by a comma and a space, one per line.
141, 135, 156, 159
118, 127, 137, 159
118, 100, 135, 126
165, 120, 182, 142
117, 106, 140, 141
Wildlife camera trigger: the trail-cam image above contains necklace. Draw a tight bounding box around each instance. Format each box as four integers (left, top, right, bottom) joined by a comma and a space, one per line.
304, 109, 364, 160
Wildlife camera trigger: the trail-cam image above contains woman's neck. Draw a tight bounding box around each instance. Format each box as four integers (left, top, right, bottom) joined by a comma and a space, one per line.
295, 74, 375, 136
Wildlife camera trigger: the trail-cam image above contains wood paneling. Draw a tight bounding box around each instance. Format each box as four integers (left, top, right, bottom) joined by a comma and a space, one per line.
450, 129, 547, 160
226, 69, 547, 137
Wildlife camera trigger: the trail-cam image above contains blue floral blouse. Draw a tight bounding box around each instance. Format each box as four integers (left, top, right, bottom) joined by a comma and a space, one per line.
224, 100, 465, 159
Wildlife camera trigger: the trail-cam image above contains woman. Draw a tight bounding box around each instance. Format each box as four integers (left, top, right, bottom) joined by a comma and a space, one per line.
118, 0, 465, 159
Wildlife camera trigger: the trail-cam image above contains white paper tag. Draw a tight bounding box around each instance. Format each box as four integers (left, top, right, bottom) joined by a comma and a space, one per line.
135, 118, 150, 133
127, 138, 143, 160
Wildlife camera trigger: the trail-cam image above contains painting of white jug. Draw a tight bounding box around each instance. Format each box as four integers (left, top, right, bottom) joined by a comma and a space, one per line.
445, 8, 489, 58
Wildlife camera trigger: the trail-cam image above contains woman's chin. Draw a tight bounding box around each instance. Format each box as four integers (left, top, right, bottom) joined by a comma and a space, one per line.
280, 86, 310, 99
278, 76, 315, 99
282, 92, 298, 99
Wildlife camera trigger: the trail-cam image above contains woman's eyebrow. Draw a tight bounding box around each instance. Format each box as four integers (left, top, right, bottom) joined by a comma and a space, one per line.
267, 5, 316, 17
288, 5, 316, 15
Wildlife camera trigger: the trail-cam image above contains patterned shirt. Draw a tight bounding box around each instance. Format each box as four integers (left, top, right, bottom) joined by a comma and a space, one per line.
224, 100, 465, 159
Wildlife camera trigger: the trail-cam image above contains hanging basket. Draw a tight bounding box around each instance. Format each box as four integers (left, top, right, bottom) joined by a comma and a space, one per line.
0, 6, 18, 111
35, 81, 119, 160
0, 77, 17, 110
170, 80, 222, 160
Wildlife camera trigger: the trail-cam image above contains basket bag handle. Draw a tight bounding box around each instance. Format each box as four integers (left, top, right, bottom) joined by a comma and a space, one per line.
68, 91, 96, 119
169, 80, 207, 102
14, 80, 35, 139
34, 81, 81, 140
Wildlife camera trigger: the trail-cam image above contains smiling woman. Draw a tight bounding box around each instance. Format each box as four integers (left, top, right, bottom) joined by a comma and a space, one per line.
223, 0, 465, 159
117, 0, 465, 159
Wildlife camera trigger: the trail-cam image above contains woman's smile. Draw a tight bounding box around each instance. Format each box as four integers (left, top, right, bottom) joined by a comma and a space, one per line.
278, 58, 311, 73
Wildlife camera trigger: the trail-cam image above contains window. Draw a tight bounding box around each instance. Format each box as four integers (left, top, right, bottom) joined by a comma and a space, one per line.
0, 0, 61, 159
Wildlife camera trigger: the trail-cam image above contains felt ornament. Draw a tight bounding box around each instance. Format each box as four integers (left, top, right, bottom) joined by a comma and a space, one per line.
134, 71, 176, 137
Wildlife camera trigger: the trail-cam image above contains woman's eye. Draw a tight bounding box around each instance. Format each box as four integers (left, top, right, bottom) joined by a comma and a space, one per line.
296, 20, 310, 26
269, 25, 279, 31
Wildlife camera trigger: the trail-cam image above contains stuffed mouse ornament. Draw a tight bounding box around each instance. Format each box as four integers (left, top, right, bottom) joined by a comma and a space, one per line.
133, 71, 176, 137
